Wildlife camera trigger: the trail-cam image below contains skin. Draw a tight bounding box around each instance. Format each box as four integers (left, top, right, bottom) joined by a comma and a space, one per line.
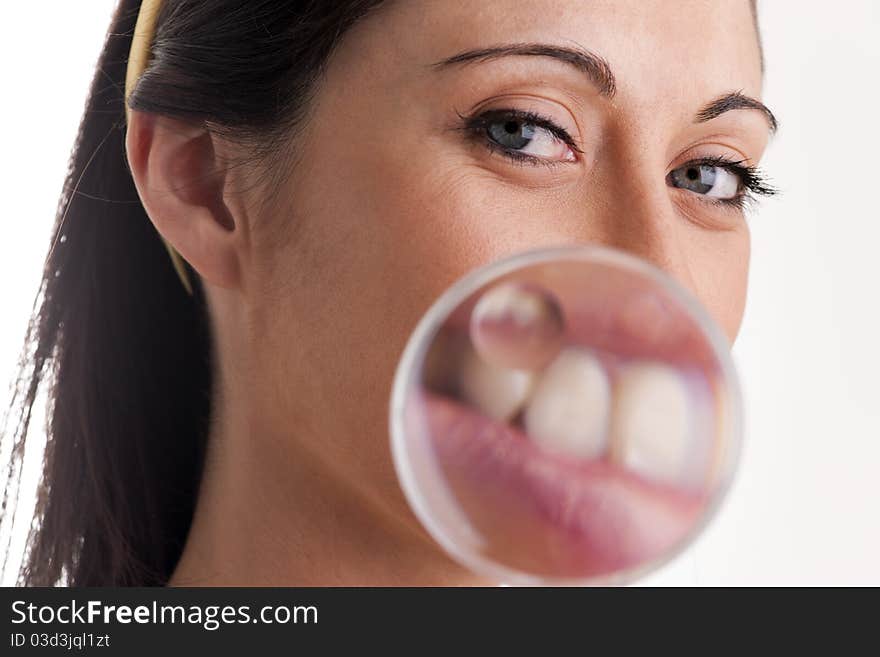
125, 0, 771, 585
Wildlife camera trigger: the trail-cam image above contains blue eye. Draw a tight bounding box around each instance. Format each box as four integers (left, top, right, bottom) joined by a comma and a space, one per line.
457, 108, 582, 167
668, 163, 741, 199
487, 119, 538, 151
667, 157, 777, 208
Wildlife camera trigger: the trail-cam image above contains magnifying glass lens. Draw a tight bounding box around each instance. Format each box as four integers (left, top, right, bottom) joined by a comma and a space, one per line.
390, 246, 741, 585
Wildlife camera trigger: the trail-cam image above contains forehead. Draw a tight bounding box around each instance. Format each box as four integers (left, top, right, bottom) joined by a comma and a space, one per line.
348, 0, 762, 106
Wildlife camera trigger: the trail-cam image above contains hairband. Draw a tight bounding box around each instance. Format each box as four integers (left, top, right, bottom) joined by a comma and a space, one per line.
125, 0, 194, 295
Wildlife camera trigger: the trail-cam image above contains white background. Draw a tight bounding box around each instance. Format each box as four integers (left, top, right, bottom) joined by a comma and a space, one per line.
1, 1, 878, 586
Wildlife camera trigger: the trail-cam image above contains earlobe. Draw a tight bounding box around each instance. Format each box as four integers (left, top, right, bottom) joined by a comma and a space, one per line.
125, 110, 241, 289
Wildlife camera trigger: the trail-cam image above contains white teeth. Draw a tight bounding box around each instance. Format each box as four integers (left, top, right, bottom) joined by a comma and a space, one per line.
610, 362, 694, 486
458, 347, 535, 422
523, 347, 611, 459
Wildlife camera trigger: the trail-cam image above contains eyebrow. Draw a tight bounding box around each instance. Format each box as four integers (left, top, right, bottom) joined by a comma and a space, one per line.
429, 42, 617, 97
696, 91, 778, 133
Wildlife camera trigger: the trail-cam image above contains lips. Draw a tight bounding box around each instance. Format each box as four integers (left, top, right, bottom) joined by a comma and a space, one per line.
416, 389, 707, 580
445, 267, 722, 372
410, 270, 722, 580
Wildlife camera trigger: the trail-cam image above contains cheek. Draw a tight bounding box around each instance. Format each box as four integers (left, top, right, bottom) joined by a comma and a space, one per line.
691, 225, 751, 344
250, 150, 546, 513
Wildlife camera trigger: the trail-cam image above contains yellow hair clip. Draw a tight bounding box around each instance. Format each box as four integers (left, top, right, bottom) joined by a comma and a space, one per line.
125, 0, 194, 296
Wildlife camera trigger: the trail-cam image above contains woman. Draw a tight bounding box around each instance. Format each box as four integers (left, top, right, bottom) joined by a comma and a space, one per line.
1, 0, 776, 585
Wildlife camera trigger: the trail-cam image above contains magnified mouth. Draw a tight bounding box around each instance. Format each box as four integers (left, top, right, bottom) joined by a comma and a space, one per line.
392, 253, 739, 583
413, 278, 721, 580
418, 389, 707, 580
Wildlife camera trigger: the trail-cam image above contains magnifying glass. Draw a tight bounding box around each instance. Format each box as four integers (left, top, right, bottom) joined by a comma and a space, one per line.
389, 244, 742, 585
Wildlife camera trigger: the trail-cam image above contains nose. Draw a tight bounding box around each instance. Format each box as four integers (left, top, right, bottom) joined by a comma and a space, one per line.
586, 147, 698, 297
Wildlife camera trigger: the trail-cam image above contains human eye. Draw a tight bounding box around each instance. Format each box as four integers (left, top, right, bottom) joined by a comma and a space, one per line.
666, 156, 777, 209
454, 107, 583, 168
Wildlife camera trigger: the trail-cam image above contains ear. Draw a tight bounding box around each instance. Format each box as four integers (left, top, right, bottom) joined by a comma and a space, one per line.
125, 110, 240, 289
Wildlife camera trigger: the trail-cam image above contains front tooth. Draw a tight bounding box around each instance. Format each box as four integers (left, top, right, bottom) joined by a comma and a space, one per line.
523, 347, 611, 459
459, 347, 534, 421
610, 362, 693, 486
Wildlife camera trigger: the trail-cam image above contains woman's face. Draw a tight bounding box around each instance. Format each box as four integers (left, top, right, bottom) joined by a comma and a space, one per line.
238, 0, 771, 545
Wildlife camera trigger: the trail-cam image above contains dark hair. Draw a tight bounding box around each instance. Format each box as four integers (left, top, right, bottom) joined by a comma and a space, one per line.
1, 0, 388, 586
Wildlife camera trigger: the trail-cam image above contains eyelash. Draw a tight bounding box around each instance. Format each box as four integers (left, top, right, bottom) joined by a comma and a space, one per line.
677, 156, 778, 209
454, 107, 778, 207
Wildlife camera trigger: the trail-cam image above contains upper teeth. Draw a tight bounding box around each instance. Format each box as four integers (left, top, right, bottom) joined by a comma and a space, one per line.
609, 362, 694, 486
455, 336, 707, 486
522, 347, 611, 459
458, 346, 535, 422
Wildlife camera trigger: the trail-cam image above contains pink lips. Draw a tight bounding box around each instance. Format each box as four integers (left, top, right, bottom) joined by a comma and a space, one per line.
447, 275, 722, 373
416, 389, 707, 581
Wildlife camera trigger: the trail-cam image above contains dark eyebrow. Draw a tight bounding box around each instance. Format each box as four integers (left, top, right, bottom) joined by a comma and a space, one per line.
429, 42, 616, 97
696, 91, 778, 133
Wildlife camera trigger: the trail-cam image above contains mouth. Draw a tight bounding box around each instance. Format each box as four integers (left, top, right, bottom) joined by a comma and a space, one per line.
418, 390, 706, 580
411, 276, 724, 580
